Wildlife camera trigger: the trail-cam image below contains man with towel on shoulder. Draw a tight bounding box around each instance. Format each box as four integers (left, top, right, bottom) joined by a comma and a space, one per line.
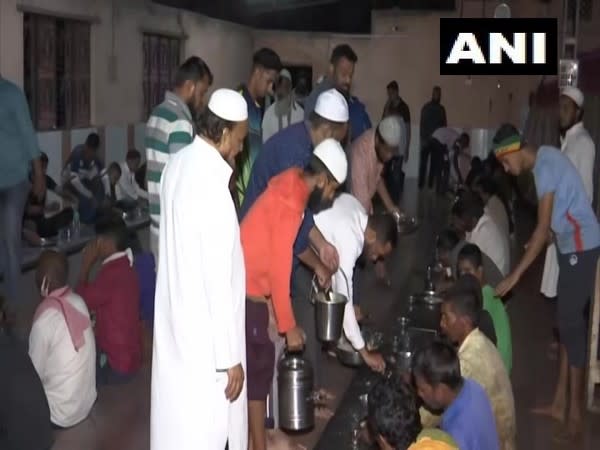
151, 89, 248, 450
29, 250, 96, 428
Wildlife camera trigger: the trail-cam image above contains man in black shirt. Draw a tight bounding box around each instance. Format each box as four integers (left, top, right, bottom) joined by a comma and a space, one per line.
419, 86, 447, 190
0, 296, 54, 450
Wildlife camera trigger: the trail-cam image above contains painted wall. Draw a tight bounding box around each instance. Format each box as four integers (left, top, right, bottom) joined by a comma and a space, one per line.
0, 0, 253, 181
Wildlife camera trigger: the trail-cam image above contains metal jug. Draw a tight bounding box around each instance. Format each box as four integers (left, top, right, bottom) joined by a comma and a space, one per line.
278, 352, 315, 431
312, 269, 349, 342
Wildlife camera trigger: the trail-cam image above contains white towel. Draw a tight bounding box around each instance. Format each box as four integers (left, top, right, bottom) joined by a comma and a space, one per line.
540, 243, 559, 298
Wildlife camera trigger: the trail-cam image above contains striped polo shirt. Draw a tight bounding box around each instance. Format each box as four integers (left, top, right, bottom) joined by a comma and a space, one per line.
145, 91, 194, 230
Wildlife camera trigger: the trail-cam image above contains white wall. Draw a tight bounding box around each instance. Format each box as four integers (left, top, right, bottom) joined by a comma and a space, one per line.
0, 0, 253, 175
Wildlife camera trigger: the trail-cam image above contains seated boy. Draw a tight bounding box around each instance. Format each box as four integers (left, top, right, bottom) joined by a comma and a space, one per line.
117, 150, 148, 206
456, 243, 512, 373
368, 373, 458, 450
29, 250, 96, 428
77, 216, 142, 384
0, 296, 54, 450
23, 152, 74, 243
413, 341, 500, 450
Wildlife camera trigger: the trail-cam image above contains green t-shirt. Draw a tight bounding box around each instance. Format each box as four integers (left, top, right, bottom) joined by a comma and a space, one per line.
482, 285, 513, 373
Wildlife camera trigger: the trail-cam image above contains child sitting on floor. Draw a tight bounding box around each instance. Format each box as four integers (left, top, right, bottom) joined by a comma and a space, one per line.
456, 243, 512, 373
77, 216, 142, 385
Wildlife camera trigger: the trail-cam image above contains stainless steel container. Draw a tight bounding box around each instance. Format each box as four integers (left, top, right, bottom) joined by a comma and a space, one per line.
312, 270, 349, 343
278, 353, 315, 431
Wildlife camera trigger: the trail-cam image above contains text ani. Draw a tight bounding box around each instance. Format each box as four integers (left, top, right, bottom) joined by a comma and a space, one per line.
447, 33, 547, 64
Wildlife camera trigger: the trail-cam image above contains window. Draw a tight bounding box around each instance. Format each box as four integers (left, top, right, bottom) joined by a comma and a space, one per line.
24, 14, 91, 130
581, 0, 593, 22
142, 34, 181, 120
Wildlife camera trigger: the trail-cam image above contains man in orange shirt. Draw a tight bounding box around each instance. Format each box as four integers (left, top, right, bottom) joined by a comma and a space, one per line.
241, 138, 348, 450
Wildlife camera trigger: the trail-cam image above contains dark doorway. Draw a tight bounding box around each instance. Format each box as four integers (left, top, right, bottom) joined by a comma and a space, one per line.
285, 64, 313, 107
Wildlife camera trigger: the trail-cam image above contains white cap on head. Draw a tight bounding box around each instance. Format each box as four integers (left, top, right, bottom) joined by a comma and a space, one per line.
313, 138, 348, 184
314, 89, 349, 123
561, 86, 584, 108
279, 69, 292, 81
208, 88, 248, 122
377, 116, 403, 149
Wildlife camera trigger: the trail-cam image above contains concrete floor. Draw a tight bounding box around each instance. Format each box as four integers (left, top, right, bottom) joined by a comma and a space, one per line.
3, 183, 600, 450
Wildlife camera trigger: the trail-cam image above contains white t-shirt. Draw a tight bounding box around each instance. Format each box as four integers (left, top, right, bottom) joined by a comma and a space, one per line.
485, 195, 510, 238
467, 212, 511, 276
261, 101, 304, 143
29, 291, 97, 427
314, 193, 367, 350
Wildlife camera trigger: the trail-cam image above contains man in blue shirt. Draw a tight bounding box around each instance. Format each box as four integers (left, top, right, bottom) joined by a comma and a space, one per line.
64, 133, 105, 223
413, 340, 500, 450
348, 96, 372, 143
303, 44, 356, 120
493, 123, 600, 439
235, 48, 281, 208
0, 76, 46, 315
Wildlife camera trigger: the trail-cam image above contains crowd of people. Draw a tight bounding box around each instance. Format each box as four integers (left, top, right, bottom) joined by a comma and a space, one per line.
0, 37, 599, 450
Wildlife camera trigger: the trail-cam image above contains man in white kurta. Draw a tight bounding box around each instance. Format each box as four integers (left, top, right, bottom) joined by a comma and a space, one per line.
314, 193, 393, 372
541, 87, 596, 298
151, 89, 248, 450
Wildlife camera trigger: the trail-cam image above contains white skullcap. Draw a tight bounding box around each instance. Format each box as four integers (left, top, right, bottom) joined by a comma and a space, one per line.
378, 116, 404, 149
314, 89, 349, 123
279, 69, 292, 81
208, 88, 248, 122
561, 86, 584, 108
313, 138, 348, 184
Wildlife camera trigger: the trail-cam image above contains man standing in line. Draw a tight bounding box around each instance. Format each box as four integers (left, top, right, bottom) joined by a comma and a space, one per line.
383, 81, 411, 159
540, 87, 596, 300
234, 48, 282, 208
304, 44, 356, 118
262, 69, 304, 143
145, 56, 213, 264
419, 86, 447, 190
0, 75, 46, 319
151, 89, 248, 450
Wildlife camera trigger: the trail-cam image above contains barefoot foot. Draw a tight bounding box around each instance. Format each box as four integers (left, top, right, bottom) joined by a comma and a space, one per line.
530, 404, 566, 423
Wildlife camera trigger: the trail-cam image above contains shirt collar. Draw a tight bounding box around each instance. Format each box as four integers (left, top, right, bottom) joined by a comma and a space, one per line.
165, 90, 193, 123
561, 121, 584, 149
196, 135, 233, 182
103, 248, 134, 267
442, 379, 469, 426
458, 328, 478, 354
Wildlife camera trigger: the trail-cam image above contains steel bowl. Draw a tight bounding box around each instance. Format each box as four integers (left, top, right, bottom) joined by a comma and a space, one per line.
409, 292, 443, 305
336, 330, 382, 367
397, 216, 420, 235
37, 236, 58, 247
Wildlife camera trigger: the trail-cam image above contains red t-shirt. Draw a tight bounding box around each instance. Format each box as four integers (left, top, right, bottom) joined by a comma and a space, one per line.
240, 168, 309, 333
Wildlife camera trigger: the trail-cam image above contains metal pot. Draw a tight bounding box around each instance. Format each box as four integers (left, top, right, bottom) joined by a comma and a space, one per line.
278, 352, 315, 431
312, 269, 349, 343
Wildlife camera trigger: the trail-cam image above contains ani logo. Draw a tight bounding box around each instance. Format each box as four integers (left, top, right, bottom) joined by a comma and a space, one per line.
440, 18, 558, 76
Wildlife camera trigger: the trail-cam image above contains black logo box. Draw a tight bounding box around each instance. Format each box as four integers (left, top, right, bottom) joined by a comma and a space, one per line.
440, 18, 558, 76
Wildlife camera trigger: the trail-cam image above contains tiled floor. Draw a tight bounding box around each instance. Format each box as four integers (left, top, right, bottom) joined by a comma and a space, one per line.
4, 185, 600, 449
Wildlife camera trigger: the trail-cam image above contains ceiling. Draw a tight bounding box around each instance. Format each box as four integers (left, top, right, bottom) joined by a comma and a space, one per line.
154, 0, 457, 33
